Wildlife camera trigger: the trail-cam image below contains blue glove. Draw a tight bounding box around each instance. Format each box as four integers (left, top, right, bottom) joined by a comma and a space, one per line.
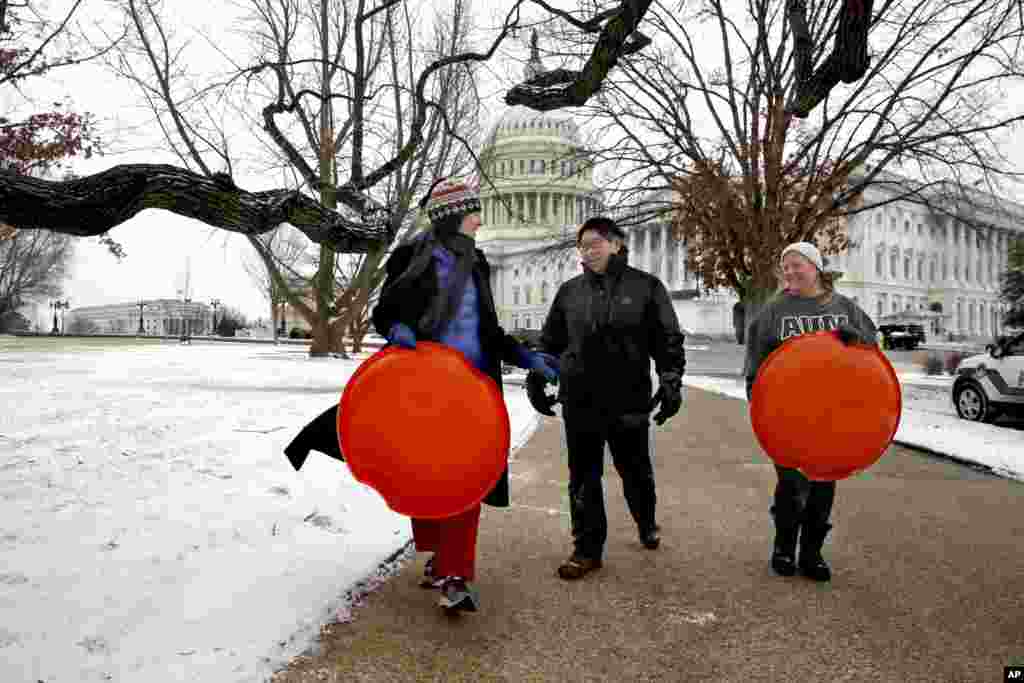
387, 322, 417, 349
513, 346, 559, 383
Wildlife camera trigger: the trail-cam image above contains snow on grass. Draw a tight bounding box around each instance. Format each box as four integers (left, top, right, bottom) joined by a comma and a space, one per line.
0, 338, 538, 682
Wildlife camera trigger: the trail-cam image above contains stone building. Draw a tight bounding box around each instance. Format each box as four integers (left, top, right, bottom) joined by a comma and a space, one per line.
622, 170, 1022, 340
65, 299, 212, 336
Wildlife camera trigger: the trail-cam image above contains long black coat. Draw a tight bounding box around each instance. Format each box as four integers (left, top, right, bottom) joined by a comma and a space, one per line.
368, 240, 525, 508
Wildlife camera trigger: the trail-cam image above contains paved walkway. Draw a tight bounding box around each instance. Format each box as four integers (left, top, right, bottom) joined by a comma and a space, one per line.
273, 387, 1024, 682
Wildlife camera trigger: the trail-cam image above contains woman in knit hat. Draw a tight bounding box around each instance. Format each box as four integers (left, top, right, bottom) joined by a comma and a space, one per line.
371, 177, 559, 614
742, 241, 878, 583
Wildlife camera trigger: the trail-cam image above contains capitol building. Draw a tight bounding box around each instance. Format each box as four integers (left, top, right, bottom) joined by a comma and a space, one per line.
476, 42, 1020, 341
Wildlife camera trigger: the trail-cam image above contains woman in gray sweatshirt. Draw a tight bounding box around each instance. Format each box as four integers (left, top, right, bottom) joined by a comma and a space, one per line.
743, 242, 877, 582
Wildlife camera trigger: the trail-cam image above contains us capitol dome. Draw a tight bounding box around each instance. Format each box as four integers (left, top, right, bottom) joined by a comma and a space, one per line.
474, 33, 606, 332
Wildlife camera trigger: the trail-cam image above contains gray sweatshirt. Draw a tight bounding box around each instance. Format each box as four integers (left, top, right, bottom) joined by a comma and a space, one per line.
743, 292, 878, 399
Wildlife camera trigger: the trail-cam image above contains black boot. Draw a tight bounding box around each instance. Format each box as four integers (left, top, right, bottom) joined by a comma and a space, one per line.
771, 517, 799, 576
639, 524, 661, 550
798, 522, 832, 582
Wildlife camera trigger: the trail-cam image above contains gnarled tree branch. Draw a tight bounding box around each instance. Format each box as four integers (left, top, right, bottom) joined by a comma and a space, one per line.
505, 0, 654, 111
0, 165, 390, 252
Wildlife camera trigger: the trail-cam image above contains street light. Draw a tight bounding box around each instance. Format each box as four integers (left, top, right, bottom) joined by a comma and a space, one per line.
136, 299, 152, 335
50, 299, 69, 335
182, 295, 192, 343
210, 298, 221, 335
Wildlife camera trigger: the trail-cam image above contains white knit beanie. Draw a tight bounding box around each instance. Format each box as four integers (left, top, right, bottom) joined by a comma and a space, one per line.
780, 242, 824, 272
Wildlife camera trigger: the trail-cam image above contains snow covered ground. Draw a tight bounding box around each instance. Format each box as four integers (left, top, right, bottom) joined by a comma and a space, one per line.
0, 337, 538, 682
681, 372, 1024, 482
2, 336, 1021, 683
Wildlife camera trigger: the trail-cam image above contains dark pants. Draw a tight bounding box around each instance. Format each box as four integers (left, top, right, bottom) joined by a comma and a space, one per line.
772, 465, 835, 528
563, 405, 657, 560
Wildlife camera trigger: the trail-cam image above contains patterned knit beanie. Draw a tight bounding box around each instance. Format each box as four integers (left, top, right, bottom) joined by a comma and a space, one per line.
422, 178, 481, 224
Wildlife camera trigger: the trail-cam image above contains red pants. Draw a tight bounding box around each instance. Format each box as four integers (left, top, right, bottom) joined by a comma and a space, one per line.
410, 504, 481, 581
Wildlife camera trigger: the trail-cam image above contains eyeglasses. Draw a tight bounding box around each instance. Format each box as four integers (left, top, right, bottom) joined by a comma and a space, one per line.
577, 237, 609, 253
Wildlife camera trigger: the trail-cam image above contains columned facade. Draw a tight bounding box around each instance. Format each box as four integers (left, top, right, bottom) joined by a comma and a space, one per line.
620, 172, 1021, 340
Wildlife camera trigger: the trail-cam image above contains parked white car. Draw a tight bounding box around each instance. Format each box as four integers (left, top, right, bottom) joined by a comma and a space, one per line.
952, 330, 1024, 422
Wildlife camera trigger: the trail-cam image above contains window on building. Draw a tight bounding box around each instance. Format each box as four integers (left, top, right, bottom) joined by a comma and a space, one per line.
541, 282, 549, 303
525, 286, 532, 305
890, 251, 899, 278
875, 250, 884, 277
930, 260, 937, 283
917, 260, 924, 281
512, 314, 519, 329
876, 296, 885, 318
905, 220, 910, 233
904, 256, 911, 280
512, 287, 520, 305
519, 159, 525, 175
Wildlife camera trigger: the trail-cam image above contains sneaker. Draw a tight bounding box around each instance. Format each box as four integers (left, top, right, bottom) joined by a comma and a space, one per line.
438, 576, 479, 613
639, 524, 661, 550
419, 556, 443, 589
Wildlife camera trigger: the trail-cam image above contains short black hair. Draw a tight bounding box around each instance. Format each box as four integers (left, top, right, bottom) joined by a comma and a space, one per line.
576, 216, 625, 245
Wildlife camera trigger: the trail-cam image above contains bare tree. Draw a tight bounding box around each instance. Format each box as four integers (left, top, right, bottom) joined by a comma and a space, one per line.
1001, 236, 1024, 327
91, 0, 517, 355
1, 0, 668, 243
571, 0, 1024, 325
241, 223, 312, 339
0, 228, 73, 316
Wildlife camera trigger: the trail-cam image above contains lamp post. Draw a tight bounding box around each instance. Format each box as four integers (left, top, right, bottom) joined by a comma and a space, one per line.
137, 299, 150, 335
210, 298, 221, 335
181, 295, 192, 343
50, 299, 69, 335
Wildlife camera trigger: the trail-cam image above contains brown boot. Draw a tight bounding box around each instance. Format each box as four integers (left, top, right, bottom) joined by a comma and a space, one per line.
557, 553, 602, 580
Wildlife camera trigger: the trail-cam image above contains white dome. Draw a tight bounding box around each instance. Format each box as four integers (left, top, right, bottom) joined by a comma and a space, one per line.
483, 107, 582, 148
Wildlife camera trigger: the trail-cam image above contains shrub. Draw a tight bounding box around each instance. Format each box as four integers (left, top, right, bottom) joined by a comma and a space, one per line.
944, 351, 966, 375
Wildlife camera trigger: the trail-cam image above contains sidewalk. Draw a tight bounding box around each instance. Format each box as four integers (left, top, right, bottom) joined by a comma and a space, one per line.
271, 385, 1024, 682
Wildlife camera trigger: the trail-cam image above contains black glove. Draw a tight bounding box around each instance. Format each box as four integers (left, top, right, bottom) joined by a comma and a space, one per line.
525, 370, 559, 416
835, 323, 866, 346
649, 372, 683, 426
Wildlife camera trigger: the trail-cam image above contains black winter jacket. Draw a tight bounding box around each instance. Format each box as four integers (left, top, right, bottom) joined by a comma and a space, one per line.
369, 240, 525, 508
540, 252, 686, 416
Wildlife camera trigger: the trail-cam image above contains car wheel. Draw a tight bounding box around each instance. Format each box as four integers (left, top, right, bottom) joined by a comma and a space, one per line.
954, 382, 997, 423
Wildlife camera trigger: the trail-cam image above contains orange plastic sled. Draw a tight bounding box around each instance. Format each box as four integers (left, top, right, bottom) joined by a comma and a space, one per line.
337, 341, 510, 519
750, 330, 901, 481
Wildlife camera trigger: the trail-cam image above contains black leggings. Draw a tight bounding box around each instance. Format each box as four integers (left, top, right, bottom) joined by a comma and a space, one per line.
772, 465, 835, 527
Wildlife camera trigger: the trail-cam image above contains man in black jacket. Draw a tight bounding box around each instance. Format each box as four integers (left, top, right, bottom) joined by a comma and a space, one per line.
536, 216, 686, 580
